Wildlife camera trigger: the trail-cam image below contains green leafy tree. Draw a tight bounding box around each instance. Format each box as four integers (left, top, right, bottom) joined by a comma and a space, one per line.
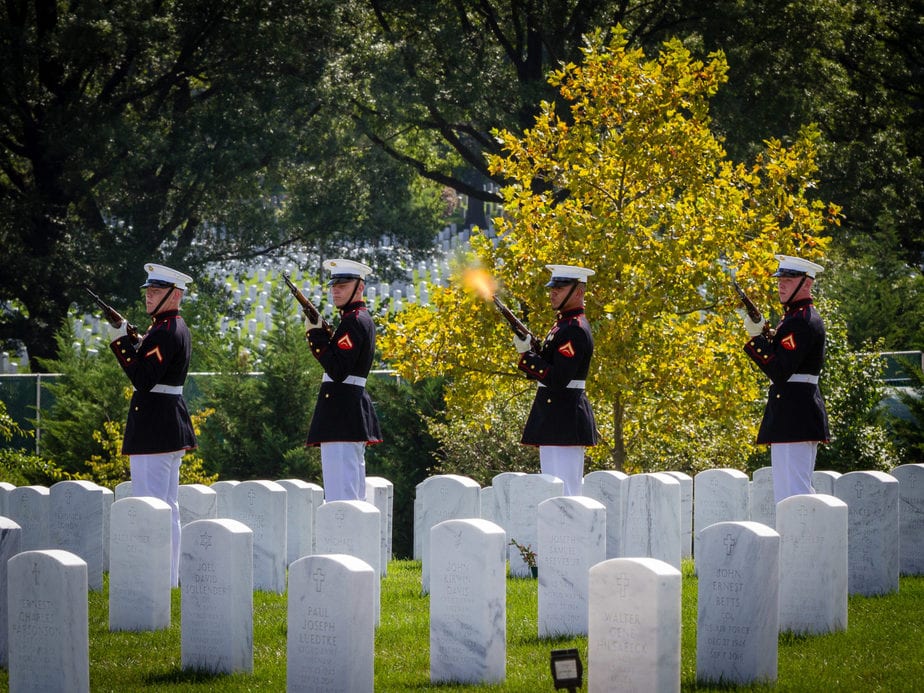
382, 29, 837, 472
0, 0, 444, 368
195, 287, 322, 481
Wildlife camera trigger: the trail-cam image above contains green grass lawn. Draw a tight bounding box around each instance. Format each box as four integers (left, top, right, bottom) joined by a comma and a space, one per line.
2, 560, 922, 691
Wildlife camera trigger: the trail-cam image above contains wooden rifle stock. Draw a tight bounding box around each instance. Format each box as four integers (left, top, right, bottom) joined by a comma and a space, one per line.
492, 295, 542, 352
84, 286, 140, 341
283, 272, 331, 334
732, 279, 772, 337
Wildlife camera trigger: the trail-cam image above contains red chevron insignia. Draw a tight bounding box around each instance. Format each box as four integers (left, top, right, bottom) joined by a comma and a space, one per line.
337, 334, 354, 350
780, 334, 797, 351
558, 341, 575, 357
145, 345, 164, 363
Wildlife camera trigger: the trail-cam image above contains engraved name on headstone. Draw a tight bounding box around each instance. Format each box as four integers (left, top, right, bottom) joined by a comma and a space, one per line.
777, 494, 848, 634
231, 480, 287, 593
749, 467, 776, 528
588, 557, 681, 693
696, 521, 780, 686
49, 480, 104, 591
315, 500, 382, 625
430, 519, 506, 685
538, 496, 606, 637
834, 470, 900, 595
109, 497, 172, 632
417, 475, 480, 594
287, 554, 375, 693
8, 485, 50, 551
891, 463, 924, 575
180, 519, 254, 673
8, 550, 89, 693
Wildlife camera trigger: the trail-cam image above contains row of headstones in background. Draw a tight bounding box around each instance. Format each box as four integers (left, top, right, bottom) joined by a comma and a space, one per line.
413, 464, 924, 596
0, 475, 394, 595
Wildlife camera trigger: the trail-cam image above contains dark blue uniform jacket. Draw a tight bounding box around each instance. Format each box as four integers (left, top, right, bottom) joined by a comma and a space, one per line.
518, 307, 597, 446
110, 310, 196, 455
744, 298, 830, 444
306, 302, 382, 444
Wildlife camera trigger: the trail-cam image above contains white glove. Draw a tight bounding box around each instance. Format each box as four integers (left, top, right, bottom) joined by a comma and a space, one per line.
303, 313, 323, 332
513, 333, 532, 353
108, 320, 128, 342
743, 315, 765, 338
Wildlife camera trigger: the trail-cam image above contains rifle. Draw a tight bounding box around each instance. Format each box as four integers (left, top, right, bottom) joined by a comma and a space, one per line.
492, 295, 542, 352
732, 279, 773, 337
85, 287, 140, 341
282, 272, 332, 334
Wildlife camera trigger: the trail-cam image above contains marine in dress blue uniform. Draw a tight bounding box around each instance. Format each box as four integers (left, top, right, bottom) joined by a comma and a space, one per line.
743, 254, 830, 503
109, 263, 196, 586
515, 265, 597, 495
304, 259, 382, 501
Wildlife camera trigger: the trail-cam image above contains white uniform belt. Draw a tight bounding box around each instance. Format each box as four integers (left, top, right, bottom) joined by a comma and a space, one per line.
322, 373, 367, 387
788, 374, 819, 384
538, 380, 586, 390
143, 384, 184, 395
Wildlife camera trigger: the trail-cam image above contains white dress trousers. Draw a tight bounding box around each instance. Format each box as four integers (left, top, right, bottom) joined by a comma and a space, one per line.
770, 441, 818, 503
130, 450, 184, 587
321, 441, 367, 501
539, 445, 585, 496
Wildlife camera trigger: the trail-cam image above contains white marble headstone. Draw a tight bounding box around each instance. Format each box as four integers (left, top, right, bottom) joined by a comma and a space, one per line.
276, 479, 322, 567
365, 476, 394, 575
114, 480, 133, 501
210, 479, 240, 518
693, 469, 749, 563
777, 494, 847, 634
662, 471, 693, 559
8, 485, 50, 551
891, 463, 924, 575
315, 500, 382, 625
180, 519, 253, 673
8, 550, 89, 693
538, 496, 606, 637
49, 480, 104, 591
749, 467, 776, 528
178, 483, 218, 526
0, 481, 14, 516
487, 471, 526, 541
835, 470, 900, 595
588, 557, 681, 693
812, 470, 841, 496
230, 480, 288, 593
287, 554, 375, 693
621, 473, 682, 570
696, 521, 780, 686
430, 519, 506, 685
582, 470, 628, 559
480, 486, 496, 524
0, 516, 22, 667
507, 474, 563, 577
416, 474, 480, 593
109, 497, 173, 632
101, 486, 113, 572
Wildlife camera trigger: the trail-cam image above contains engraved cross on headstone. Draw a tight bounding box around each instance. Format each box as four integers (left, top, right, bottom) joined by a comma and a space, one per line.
724, 533, 737, 556
312, 567, 325, 593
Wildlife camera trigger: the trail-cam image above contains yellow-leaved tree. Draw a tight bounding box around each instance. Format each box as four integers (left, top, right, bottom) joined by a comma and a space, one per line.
381, 28, 838, 475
